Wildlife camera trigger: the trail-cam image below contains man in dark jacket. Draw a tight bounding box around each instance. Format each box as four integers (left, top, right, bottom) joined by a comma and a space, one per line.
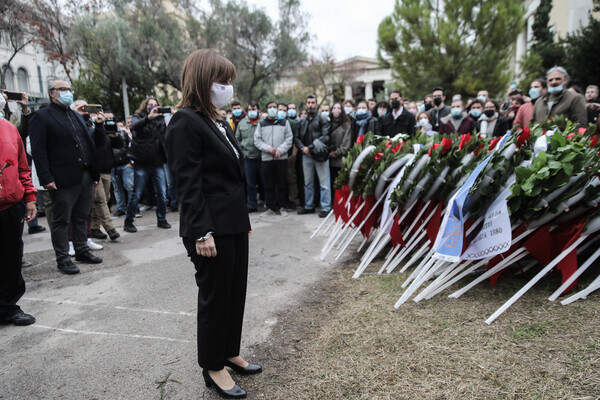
124, 98, 171, 232
380, 90, 416, 136
72, 102, 122, 241
111, 122, 134, 216
294, 95, 331, 217
428, 87, 451, 131
29, 78, 105, 275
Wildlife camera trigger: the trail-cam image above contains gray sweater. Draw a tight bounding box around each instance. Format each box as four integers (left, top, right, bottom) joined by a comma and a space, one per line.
254, 118, 293, 161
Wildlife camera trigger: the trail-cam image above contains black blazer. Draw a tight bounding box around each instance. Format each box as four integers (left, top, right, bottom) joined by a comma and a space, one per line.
166, 107, 251, 240
380, 108, 416, 136
29, 103, 106, 189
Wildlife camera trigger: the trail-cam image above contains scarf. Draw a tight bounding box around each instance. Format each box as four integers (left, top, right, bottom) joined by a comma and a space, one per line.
355, 111, 371, 139
478, 112, 498, 138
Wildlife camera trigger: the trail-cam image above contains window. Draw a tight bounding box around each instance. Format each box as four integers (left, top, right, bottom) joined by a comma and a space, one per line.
17, 68, 29, 92
3, 66, 15, 90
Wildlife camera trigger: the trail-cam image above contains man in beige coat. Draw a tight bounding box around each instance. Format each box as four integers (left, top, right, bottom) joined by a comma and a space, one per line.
532, 66, 587, 126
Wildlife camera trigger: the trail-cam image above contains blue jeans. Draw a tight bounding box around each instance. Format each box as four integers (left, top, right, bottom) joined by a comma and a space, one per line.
302, 156, 331, 212
126, 165, 167, 222
244, 158, 266, 209
111, 165, 134, 213
163, 163, 177, 208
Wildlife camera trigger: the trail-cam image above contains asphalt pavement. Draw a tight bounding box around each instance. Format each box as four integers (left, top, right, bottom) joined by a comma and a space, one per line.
1, 207, 334, 399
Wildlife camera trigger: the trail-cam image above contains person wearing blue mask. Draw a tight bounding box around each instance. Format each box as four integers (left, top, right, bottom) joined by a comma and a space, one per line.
469, 99, 484, 122
352, 100, 382, 143
29, 78, 107, 275
532, 66, 587, 127
229, 101, 246, 132
439, 99, 475, 135
320, 104, 330, 121
235, 100, 265, 213
513, 78, 546, 130
254, 100, 293, 216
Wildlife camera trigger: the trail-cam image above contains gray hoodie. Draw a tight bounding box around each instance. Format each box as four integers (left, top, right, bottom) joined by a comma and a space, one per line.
254, 118, 293, 161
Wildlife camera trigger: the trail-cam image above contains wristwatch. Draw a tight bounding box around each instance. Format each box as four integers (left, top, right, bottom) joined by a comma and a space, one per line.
196, 232, 214, 242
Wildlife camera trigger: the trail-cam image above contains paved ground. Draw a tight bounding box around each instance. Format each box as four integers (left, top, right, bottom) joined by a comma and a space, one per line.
1, 208, 335, 399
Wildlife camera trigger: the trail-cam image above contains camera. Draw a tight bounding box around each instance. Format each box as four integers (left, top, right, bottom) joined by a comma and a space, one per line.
3, 90, 23, 101
104, 119, 118, 133
83, 104, 103, 113
157, 107, 171, 114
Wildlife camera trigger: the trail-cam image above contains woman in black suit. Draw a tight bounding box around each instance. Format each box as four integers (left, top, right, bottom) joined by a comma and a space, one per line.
166, 49, 260, 399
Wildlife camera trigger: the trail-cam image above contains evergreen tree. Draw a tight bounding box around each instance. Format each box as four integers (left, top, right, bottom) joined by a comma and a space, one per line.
563, 16, 600, 89
377, 0, 524, 99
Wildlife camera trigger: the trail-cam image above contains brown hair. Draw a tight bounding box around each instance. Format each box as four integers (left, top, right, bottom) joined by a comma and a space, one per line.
177, 49, 237, 121
135, 97, 160, 115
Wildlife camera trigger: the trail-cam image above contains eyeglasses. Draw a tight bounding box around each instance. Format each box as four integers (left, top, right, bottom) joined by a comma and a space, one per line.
51, 87, 74, 93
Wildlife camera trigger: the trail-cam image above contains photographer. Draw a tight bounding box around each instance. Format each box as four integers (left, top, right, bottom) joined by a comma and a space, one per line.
72, 101, 122, 241
111, 122, 134, 217
124, 97, 172, 232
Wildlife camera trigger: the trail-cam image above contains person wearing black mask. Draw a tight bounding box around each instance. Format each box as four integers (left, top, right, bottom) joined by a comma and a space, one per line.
427, 87, 451, 131
476, 100, 510, 138
379, 90, 416, 137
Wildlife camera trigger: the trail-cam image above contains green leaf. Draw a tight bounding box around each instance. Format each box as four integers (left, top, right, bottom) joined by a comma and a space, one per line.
515, 166, 533, 182
548, 160, 562, 170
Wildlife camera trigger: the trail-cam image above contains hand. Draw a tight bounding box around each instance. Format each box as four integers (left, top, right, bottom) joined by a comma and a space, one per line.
95, 111, 105, 123
269, 147, 276, 156
587, 103, 600, 111
248, 230, 252, 238
125, 163, 134, 168
330, 151, 336, 158
107, 132, 118, 137
302, 147, 310, 155
17, 92, 29, 109
148, 108, 160, 120
24, 202, 37, 223
275, 150, 281, 159
196, 236, 217, 257
45, 182, 57, 190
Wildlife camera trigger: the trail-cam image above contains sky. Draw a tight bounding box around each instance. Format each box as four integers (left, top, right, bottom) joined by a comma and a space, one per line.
245, 0, 397, 61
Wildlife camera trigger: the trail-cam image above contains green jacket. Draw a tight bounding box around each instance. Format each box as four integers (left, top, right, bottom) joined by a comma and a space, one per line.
235, 116, 262, 159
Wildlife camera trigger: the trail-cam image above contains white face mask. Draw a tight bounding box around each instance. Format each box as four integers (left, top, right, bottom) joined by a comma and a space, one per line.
0, 95, 6, 110
419, 118, 429, 126
211, 83, 234, 108
343, 106, 353, 115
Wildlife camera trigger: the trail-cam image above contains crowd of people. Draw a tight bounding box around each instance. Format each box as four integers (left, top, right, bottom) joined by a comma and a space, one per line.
0, 64, 597, 327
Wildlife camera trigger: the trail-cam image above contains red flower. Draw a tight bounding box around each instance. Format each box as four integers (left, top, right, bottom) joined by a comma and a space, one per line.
391, 142, 404, 153
591, 136, 599, 147
567, 133, 576, 139
458, 133, 471, 150
374, 152, 384, 161
441, 137, 452, 154
473, 144, 484, 156
356, 135, 365, 145
385, 140, 392, 148
5, 158, 15, 166
517, 127, 530, 147
578, 127, 587, 135
488, 138, 500, 152
549, 118, 553, 121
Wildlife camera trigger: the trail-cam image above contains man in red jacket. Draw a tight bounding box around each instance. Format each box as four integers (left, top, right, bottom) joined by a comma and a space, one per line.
0, 98, 38, 326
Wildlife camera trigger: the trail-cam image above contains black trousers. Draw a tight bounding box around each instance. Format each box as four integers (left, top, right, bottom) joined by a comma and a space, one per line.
49, 171, 95, 263
0, 201, 26, 318
183, 233, 249, 371
262, 159, 287, 211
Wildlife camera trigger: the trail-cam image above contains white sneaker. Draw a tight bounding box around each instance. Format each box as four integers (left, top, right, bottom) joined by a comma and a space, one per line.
68, 241, 75, 256
262, 209, 276, 216
280, 208, 288, 217
87, 238, 103, 250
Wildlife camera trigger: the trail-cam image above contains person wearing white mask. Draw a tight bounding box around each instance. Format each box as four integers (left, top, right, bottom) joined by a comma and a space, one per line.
532, 66, 587, 127
476, 90, 489, 104
320, 103, 330, 121
343, 99, 355, 119
166, 49, 260, 400
416, 111, 436, 136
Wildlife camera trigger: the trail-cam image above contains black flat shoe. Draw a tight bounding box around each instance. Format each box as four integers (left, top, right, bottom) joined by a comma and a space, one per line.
75, 251, 103, 264
202, 369, 246, 399
224, 359, 263, 375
